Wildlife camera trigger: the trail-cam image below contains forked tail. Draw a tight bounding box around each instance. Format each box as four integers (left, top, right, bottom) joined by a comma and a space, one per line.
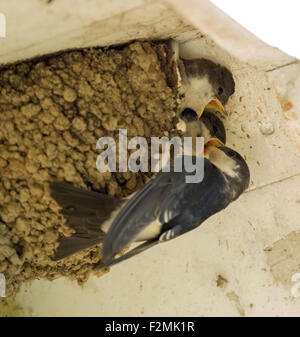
50, 182, 123, 260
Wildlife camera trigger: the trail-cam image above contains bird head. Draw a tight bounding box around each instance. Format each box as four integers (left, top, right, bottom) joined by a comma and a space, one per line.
204, 138, 250, 197
180, 104, 226, 144
198, 108, 226, 144
181, 58, 235, 113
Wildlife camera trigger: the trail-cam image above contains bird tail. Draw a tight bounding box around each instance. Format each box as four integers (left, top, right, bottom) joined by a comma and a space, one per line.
50, 182, 123, 260
53, 235, 103, 261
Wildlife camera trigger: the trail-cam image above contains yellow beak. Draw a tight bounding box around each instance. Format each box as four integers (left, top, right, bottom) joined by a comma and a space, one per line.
204, 137, 225, 157
197, 97, 225, 119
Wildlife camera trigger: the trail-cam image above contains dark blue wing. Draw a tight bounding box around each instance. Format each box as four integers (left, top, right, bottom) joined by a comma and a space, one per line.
102, 158, 230, 263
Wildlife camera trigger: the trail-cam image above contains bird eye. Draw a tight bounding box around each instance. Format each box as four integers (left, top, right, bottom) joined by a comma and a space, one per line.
218, 87, 223, 95
213, 125, 218, 133
227, 150, 236, 157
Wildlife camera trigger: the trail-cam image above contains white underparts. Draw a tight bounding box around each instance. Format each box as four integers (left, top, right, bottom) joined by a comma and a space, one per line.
135, 220, 162, 241
100, 196, 162, 242
208, 148, 240, 179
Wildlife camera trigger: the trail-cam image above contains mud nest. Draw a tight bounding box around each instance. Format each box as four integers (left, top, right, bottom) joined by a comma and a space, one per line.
0, 41, 179, 297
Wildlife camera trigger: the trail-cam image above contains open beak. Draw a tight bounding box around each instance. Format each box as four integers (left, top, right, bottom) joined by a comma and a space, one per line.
204, 137, 225, 157
197, 97, 225, 119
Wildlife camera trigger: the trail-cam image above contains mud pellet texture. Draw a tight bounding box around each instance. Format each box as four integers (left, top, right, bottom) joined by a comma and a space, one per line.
0, 41, 179, 297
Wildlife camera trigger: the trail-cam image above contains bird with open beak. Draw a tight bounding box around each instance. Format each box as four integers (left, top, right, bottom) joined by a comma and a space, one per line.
176, 55, 234, 144
179, 107, 226, 145
50, 135, 249, 269
178, 57, 235, 115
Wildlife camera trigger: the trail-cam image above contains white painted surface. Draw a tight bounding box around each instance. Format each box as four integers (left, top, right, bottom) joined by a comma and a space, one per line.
0, 0, 197, 65
167, 0, 296, 71
211, 0, 300, 59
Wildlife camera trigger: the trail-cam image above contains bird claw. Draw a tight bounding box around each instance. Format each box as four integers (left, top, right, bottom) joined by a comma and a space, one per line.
159, 229, 175, 242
